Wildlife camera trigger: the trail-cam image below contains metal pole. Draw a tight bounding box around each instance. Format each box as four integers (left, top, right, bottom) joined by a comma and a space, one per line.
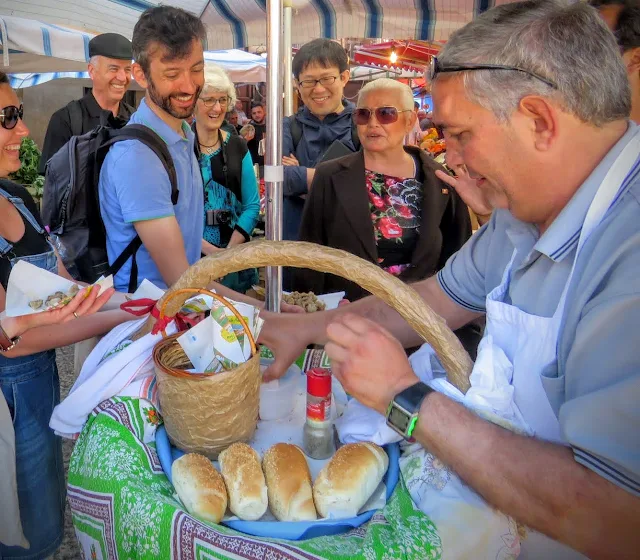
265, 0, 284, 313
283, 2, 294, 117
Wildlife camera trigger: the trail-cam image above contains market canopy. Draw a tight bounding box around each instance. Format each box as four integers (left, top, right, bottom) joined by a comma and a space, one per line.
1, 14, 267, 86
1, 0, 511, 50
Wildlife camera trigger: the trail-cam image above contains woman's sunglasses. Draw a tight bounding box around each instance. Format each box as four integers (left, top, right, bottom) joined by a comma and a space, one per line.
0, 104, 24, 130
354, 106, 412, 126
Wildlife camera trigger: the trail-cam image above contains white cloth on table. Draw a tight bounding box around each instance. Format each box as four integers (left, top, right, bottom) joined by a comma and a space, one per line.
50, 317, 176, 439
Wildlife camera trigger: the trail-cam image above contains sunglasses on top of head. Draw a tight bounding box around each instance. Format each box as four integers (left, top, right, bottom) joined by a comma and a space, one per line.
353, 106, 412, 126
427, 56, 558, 89
0, 104, 24, 130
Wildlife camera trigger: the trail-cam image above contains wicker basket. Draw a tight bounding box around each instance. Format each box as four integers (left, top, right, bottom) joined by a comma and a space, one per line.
153, 288, 260, 459
152, 240, 474, 458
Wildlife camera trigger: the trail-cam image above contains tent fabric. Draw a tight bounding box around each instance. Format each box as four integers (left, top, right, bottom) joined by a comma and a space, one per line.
2, 0, 511, 51
1, 14, 266, 85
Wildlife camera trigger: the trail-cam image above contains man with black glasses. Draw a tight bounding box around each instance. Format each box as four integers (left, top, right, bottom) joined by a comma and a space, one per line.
281, 39, 359, 243
261, 2, 640, 557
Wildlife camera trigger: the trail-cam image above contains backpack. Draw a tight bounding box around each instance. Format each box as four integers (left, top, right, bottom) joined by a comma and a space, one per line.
289, 114, 361, 152
42, 124, 178, 292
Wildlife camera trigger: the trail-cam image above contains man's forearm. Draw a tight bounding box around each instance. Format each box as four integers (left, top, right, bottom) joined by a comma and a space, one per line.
3, 309, 132, 358
306, 276, 480, 348
414, 392, 640, 559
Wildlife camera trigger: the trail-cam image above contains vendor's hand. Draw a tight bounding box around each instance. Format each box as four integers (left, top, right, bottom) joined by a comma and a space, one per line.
258, 310, 315, 381
282, 154, 300, 167
325, 314, 418, 415
435, 165, 493, 220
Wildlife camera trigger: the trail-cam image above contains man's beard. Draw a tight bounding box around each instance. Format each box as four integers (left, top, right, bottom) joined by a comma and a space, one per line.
147, 75, 201, 120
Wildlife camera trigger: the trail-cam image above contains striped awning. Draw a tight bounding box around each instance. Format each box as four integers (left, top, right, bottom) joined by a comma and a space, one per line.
2, 0, 511, 51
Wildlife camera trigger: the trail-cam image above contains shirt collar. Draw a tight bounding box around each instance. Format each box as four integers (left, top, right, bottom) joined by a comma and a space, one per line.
83, 90, 130, 120
134, 98, 192, 146
535, 121, 639, 262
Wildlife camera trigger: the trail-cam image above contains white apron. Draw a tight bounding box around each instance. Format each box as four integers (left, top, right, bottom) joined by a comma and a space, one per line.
472, 130, 640, 559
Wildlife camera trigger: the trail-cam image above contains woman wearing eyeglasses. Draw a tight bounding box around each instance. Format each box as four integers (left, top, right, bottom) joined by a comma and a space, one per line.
0, 72, 131, 558
293, 77, 472, 305
193, 64, 260, 293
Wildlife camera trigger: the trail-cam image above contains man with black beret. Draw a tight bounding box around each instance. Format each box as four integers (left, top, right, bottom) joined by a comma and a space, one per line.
38, 33, 134, 172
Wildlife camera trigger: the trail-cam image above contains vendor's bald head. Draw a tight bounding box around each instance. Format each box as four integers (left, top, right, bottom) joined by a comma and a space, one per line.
87, 33, 132, 107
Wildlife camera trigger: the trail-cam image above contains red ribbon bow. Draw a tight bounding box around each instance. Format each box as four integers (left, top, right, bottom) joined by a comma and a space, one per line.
120, 298, 200, 335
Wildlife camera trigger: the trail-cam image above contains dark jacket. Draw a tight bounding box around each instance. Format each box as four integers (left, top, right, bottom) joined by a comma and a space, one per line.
246, 120, 266, 168
282, 102, 358, 242
39, 91, 134, 174
292, 146, 472, 301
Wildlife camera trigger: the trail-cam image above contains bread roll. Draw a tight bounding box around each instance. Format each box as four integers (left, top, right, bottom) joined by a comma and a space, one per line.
313, 442, 388, 519
218, 443, 268, 521
262, 443, 317, 521
172, 453, 228, 523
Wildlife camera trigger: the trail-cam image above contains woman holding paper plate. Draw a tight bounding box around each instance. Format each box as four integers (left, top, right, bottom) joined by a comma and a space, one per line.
0, 72, 130, 559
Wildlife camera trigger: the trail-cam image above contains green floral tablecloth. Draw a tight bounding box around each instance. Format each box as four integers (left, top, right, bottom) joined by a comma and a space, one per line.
68, 397, 442, 560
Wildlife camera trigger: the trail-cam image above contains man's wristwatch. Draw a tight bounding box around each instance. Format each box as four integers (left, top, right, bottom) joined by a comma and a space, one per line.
386, 382, 434, 440
0, 324, 21, 353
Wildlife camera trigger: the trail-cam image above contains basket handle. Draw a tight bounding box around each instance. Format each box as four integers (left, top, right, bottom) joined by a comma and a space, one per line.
159, 288, 257, 357
157, 240, 473, 393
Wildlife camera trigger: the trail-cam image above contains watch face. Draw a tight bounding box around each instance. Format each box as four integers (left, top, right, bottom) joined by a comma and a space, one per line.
388, 405, 410, 432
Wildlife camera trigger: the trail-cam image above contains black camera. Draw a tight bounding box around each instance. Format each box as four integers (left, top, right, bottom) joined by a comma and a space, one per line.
206, 209, 232, 226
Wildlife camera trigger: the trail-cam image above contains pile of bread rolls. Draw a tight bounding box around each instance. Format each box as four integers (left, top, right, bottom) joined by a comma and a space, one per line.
171, 441, 389, 523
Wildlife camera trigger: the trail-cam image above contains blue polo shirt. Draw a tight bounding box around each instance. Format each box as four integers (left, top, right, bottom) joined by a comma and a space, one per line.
438, 122, 640, 497
99, 98, 204, 291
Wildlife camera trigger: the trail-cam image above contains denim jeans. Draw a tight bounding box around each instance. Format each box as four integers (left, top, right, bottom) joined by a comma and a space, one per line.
0, 352, 65, 560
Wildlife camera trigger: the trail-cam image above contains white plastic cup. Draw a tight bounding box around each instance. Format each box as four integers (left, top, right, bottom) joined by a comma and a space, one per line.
259, 359, 301, 421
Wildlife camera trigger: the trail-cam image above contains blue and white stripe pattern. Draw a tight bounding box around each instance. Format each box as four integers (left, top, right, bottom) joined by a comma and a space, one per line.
1, 1, 509, 64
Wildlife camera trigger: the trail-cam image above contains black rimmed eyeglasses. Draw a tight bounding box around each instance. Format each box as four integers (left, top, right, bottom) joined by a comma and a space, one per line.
428, 56, 558, 89
0, 104, 24, 130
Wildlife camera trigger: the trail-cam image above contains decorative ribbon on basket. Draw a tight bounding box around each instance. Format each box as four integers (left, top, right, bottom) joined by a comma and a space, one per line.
120, 298, 200, 334
153, 288, 261, 460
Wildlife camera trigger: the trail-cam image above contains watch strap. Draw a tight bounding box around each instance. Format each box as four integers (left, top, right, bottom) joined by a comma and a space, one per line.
386, 381, 433, 440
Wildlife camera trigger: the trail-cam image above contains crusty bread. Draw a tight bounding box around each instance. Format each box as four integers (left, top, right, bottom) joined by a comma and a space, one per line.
218, 443, 268, 521
172, 453, 228, 524
262, 443, 317, 521
313, 442, 388, 519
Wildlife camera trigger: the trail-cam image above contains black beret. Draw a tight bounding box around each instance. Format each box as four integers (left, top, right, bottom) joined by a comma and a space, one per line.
88, 33, 132, 60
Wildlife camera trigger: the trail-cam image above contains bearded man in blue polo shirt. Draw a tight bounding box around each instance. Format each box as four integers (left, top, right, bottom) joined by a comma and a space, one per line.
99, 6, 206, 292
260, 1, 640, 557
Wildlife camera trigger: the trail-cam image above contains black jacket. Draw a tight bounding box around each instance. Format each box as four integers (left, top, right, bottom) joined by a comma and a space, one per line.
292, 146, 472, 301
39, 91, 134, 174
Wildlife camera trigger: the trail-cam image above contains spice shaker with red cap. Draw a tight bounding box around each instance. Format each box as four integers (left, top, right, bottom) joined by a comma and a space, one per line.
303, 368, 336, 459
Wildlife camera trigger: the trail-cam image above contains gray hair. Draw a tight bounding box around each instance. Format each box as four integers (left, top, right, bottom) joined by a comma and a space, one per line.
357, 78, 414, 111
201, 62, 237, 107
435, 0, 630, 126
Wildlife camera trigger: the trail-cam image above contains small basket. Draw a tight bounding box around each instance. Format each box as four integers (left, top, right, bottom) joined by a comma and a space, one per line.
153, 288, 260, 459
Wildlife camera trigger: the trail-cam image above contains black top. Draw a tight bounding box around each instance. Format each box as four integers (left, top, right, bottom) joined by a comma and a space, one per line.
0, 180, 50, 290
38, 91, 134, 174
246, 120, 266, 167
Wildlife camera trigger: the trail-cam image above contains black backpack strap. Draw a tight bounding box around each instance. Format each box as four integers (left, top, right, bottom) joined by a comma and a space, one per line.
289, 116, 302, 151
68, 101, 84, 137
103, 125, 179, 203
100, 124, 179, 290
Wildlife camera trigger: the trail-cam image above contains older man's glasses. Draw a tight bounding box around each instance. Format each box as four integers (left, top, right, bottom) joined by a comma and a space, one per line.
200, 96, 229, 108
354, 106, 412, 126
0, 104, 24, 130
297, 76, 339, 89
428, 56, 558, 89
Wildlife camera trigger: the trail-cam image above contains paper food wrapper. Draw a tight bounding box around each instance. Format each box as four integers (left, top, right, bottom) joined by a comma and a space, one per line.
4, 260, 113, 318
177, 295, 262, 373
